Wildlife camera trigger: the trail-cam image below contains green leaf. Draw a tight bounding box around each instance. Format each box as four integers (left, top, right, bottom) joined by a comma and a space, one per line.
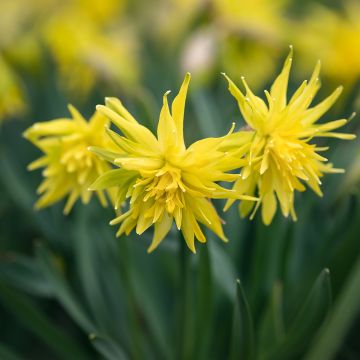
35, 243, 129, 360
89, 334, 128, 360
0, 343, 23, 360
73, 208, 127, 338
131, 254, 173, 360
230, 279, 255, 360
208, 240, 237, 300
0, 149, 69, 248
305, 256, 360, 360
264, 269, 332, 359
0, 280, 90, 360
249, 217, 289, 314
0, 254, 52, 297
35, 243, 95, 332
257, 282, 285, 355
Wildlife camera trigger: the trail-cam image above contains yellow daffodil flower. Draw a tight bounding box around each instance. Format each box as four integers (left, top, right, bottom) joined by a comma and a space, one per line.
90, 73, 257, 253
223, 48, 356, 225
295, 2, 360, 86
213, 0, 288, 37
213, 0, 289, 90
24, 106, 115, 214
42, 0, 138, 96
0, 55, 27, 121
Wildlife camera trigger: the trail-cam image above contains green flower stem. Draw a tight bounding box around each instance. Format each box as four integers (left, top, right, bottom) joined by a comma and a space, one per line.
178, 234, 194, 360
117, 238, 142, 360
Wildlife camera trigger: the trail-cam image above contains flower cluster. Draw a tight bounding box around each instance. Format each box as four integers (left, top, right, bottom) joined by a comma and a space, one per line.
24, 106, 115, 214
90, 74, 256, 253
25, 51, 355, 252
295, 1, 360, 85
223, 48, 355, 224
0, 55, 26, 122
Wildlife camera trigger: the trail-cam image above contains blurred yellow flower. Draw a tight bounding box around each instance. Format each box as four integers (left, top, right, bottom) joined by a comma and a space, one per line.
90, 74, 257, 253
0, 56, 27, 121
295, 1, 360, 85
146, 0, 204, 45
0, 0, 54, 46
0, 0, 53, 71
72, 0, 126, 25
223, 48, 355, 225
213, 0, 288, 36
42, 0, 138, 96
24, 106, 115, 214
180, 0, 290, 88
212, 0, 289, 89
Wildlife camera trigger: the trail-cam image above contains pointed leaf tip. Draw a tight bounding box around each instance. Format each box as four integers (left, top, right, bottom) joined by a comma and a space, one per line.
230, 278, 255, 359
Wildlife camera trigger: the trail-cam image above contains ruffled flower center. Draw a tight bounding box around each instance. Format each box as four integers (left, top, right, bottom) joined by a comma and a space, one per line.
144, 168, 186, 214
60, 140, 94, 185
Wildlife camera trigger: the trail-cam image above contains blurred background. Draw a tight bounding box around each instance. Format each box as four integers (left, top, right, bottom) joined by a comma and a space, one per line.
1, 0, 360, 359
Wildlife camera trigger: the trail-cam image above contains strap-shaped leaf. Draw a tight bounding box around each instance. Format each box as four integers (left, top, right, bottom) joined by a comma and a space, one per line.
305, 256, 360, 360
257, 282, 285, 355
36, 244, 95, 332
89, 334, 128, 360
35, 244, 129, 360
230, 279, 255, 360
264, 269, 332, 359
0, 280, 90, 360
0, 342, 23, 360
0, 255, 52, 297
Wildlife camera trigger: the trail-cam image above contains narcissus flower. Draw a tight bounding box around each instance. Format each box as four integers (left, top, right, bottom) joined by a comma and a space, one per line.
0, 55, 27, 121
90, 73, 257, 253
295, 1, 360, 86
223, 48, 356, 225
212, 0, 289, 90
24, 106, 115, 214
42, 0, 138, 96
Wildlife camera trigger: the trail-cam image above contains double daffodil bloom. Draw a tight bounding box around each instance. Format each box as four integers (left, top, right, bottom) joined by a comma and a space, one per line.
0, 55, 27, 121
223, 48, 355, 225
24, 106, 115, 214
43, 0, 138, 96
90, 73, 257, 253
295, 1, 360, 86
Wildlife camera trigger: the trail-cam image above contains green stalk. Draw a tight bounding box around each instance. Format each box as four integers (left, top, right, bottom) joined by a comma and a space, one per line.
178, 235, 194, 360
117, 238, 142, 360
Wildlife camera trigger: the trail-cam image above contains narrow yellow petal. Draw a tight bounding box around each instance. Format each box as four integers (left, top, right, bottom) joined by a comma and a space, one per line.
171, 73, 191, 149
270, 46, 293, 111
105, 97, 138, 124
261, 191, 277, 225
181, 209, 196, 253
157, 91, 177, 151
222, 73, 256, 129
301, 86, 343, 125
148, 214, 173, 253
97, 105, 160, 149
